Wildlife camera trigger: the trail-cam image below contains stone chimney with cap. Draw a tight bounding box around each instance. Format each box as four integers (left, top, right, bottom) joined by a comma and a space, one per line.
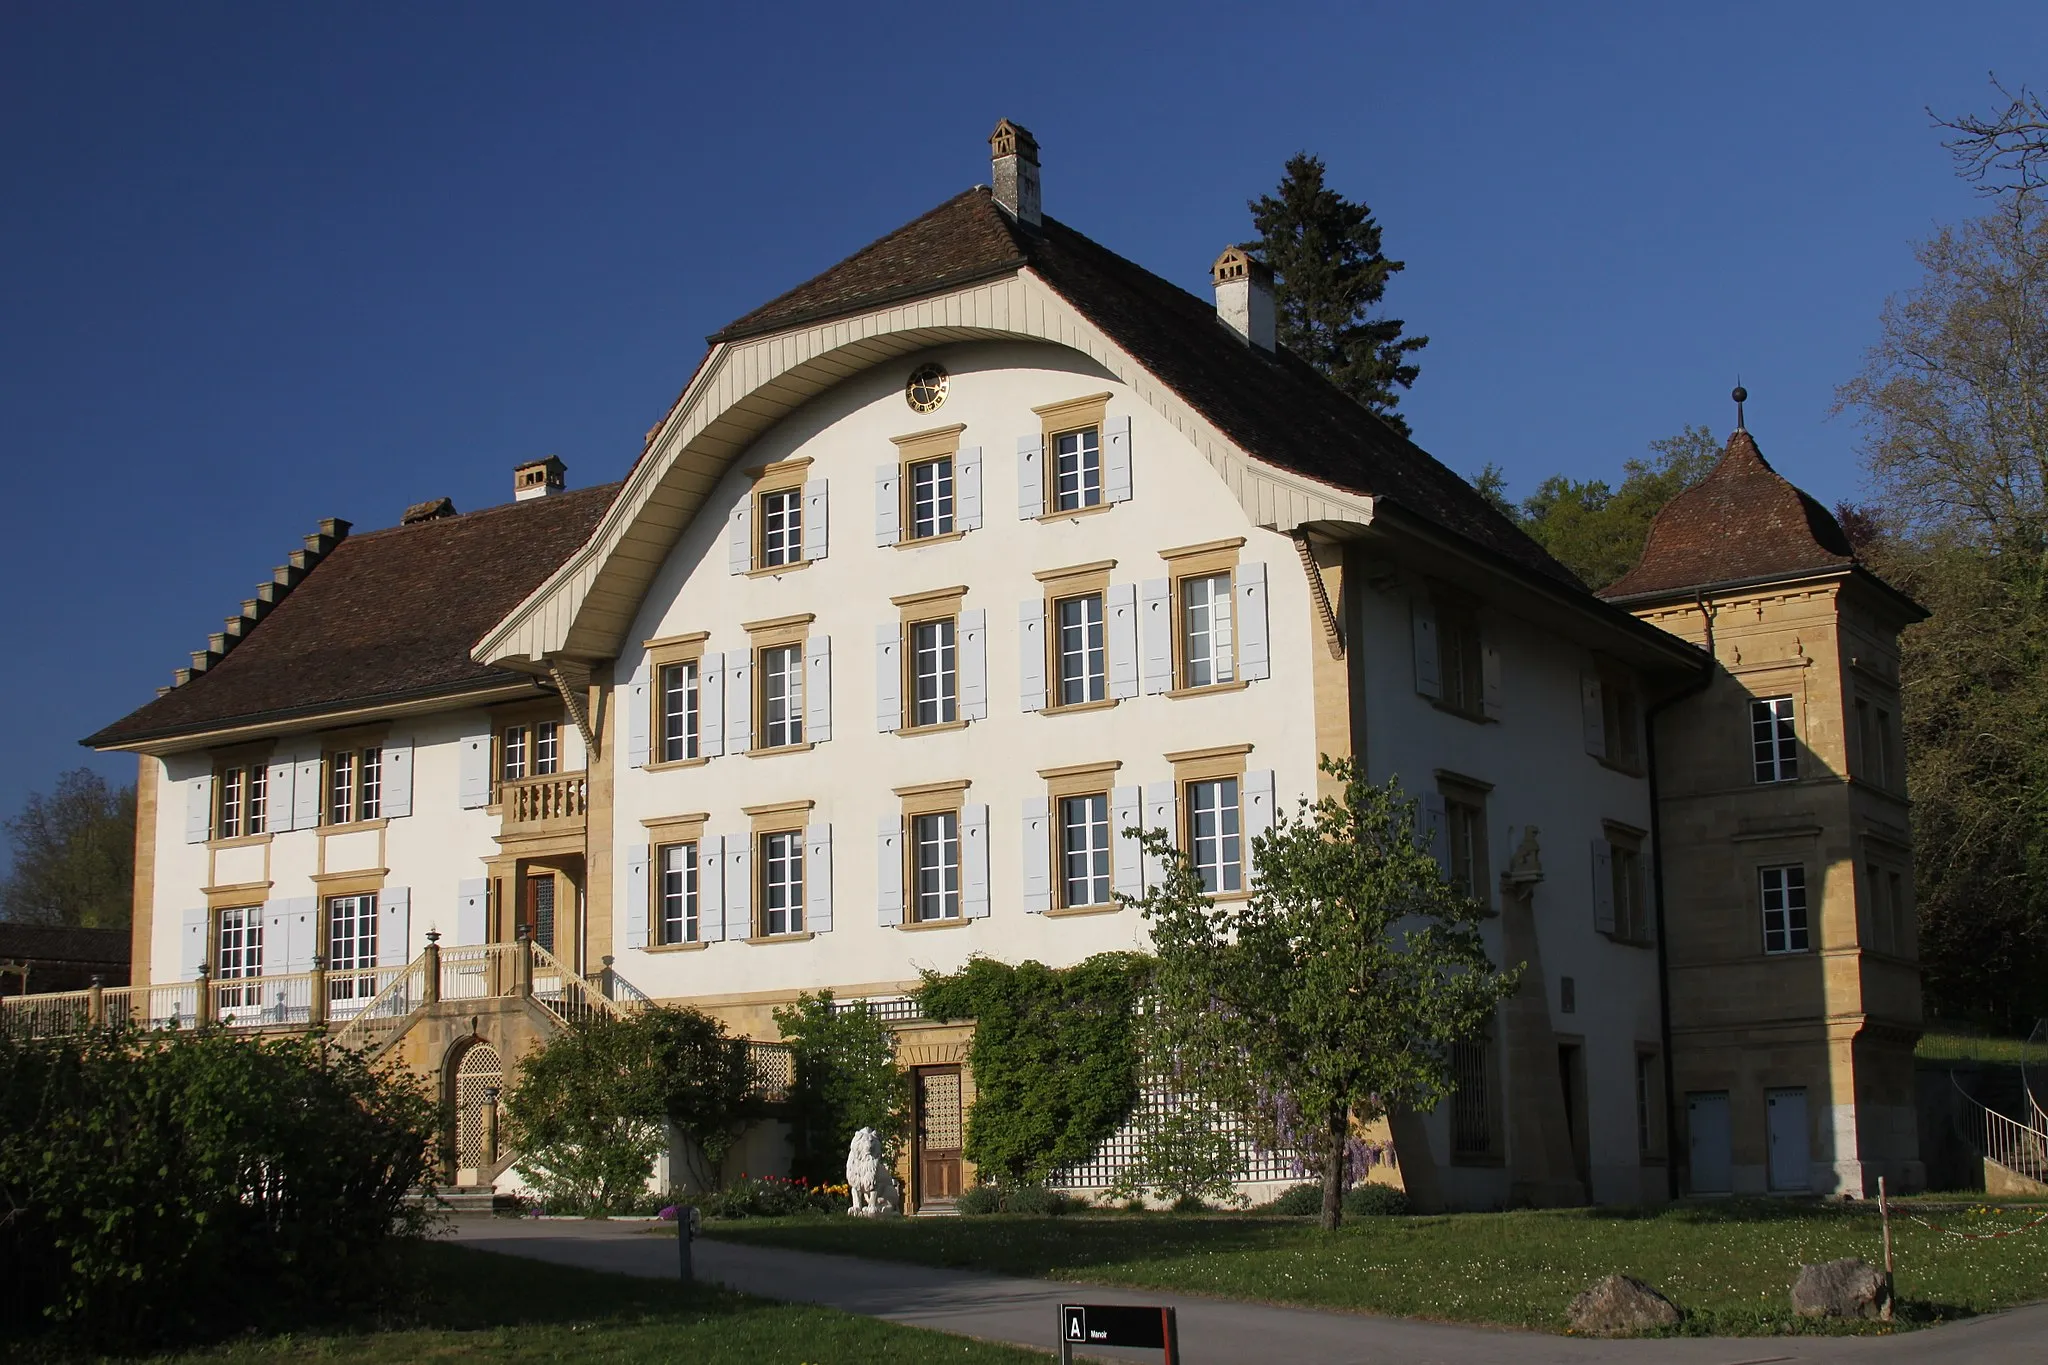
1211, 246, 1276, 351
989, 119, 1041, 227
513, 455, 567, 501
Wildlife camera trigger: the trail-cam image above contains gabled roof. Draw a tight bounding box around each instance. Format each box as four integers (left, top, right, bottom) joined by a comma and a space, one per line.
709, 187, 1578, 589
86, 484, 619, 749
1600, 429, 1856, 601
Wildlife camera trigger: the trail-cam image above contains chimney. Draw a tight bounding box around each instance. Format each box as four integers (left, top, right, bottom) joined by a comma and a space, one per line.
989, 119, 1041, 227
1211, 246, 1275, 351
513, 455, 567, 501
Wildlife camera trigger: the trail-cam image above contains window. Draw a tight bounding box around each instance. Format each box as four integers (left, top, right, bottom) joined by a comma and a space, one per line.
327, 893, 378, 1000
760, 487, 803, 567
661, 662, 699, 763
1751, 697, 1798, 783
216, 906, 262, 1007
1761, 864, 1810, 954
1443, 790, 1489, 902
326, 746, 383, 825
1608, 826, 1651, 943
1059, 793, 1112, 909
1180, 571, 1234, 688
911, 618, 957, 727
1867, 862, 1910, 957
1635, 1051, 1663, 1159
1450, 1034, 1498, 1161
658, 842, 698, 945
760, 831, 805, 936
534, 721, 559, 776
913, 812, 961, 922
909, 456, 954, 540
502, 725, 528, 781
1187, 777, 1243, 895
215, 762, 267, 839
1437, 598, 1485, 717
1052, 425, 1102, 512
1054, 593, 1106, 706
1858, 698, 1900, 790
1603, 679, 1642, 771
759, 644, 805, 749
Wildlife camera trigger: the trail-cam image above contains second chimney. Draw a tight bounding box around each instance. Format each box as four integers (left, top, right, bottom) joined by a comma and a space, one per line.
514, 455, 567, 501
990, 119, 1041, 227
1211, 246, 1275, 351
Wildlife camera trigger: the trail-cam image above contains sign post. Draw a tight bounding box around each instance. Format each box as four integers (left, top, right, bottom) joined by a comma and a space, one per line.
1059, 1303, 1180, 1364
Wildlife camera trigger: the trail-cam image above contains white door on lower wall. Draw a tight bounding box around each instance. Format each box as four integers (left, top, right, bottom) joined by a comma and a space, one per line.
1688, 1091, 1732, 1194
1767, 1088, 1811, 1192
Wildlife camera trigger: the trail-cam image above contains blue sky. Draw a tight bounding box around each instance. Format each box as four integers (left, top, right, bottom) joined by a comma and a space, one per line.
1, 1, 2038, 828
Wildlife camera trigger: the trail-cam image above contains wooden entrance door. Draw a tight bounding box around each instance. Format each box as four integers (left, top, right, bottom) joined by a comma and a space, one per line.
914, 1066, 964, 1207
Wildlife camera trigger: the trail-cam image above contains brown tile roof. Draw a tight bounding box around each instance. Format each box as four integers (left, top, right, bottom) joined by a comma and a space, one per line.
85, 484, 619, 748
711, 189, 1579, 587
1600, 430, 1855, 601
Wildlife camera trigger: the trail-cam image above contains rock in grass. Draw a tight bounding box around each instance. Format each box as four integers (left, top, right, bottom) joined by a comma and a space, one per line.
1790, 1257, 1891, 1319
1567, 1274, 1682, 1335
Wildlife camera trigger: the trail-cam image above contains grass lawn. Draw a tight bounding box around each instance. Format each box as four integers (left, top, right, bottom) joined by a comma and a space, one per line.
705, 1200, 2048, 1337
1915, 1029, 2042, 1067
71, 1240, 1045, 1364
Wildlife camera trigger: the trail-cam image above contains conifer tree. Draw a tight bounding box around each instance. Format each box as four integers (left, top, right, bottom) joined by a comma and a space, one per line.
1248, 154, 1428, 434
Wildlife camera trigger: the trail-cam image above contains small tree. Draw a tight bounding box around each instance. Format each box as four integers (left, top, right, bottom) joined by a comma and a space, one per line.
503, 1015, 664, 1214
1131, 757, 1517, 1230
775, 992, 908, 1183
642, 1006, 756, 1192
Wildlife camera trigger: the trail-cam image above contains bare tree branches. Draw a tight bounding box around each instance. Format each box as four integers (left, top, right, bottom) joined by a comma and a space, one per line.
1935, 74, 2048, 196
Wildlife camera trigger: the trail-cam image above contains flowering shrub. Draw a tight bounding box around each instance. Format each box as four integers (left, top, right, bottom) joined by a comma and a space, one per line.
699, 1174, 850, 1219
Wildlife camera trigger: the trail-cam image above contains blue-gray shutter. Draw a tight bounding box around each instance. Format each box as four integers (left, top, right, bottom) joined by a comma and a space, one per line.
457, 730, 491, 810
699, 837, 725, 941
263, 900, 291, 976
1143, 782, 1177, 888
185, 775, 212, 844
1413, 601, 1442, 698
626, 661, 652, 768
807, 824, 833, 933
1482, 642, 1503, 720
1019, 599, 1047, 711
288, 897, 318, 972
957, 446, 984, 530
959, 608, 988, 720
724, 650, 752, 755
877, 817, 904, 927
377, 888, 410, 968
265, 756, 296, 831
1140, 579, 1173, 695
456, 878, 489, 946
700, 653, 725, 757
381, 739, 414, 818
724, 839, 751, 941
626, 846, 650, 949
1243, 769, 1277, 852
1236, 562, 1269, 681
1017, 434, 1045, 518
1592, 839, 1616, 933
180, 908, 209, 979
1106, 583, 1140, 699
1112, 785, 1144, 900
1021, 798, 1052, 913
806, 635, 833, 743
728, 502, 751, 574
1105, 413, 1133, 503
962, 803, 991, 919
875, 623, 902, 732
874, 464, 901, 546
803, 478, 829, 561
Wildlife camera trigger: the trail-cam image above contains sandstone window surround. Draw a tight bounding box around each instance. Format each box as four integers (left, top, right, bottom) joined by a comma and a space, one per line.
1413, 584, 1501, 723
1024, 760, 1132, 916
728, 455, 827, 576
1147, 537, 1272, 700
1593, 820, 1652, 946
876, 587, 986, 735
1144, 743, 1275, 901
1581, 662, 1644, 773
625, 811, 710, 951
1861, 844, 1913, 960
738, 614, 832, 757
1750, 696, 1799, 784
1759, 862, 1810, 954
876, 424, 982, 547
1852, 692, 1901, 793
636, 632, 711, 770
1424, 771, 1492, 911
1016, 392, 1133, 520
879, 780, 988, 929
210, 742, 276, 842
1023, 560, 1123, 714
741, 799, 828, 942
322, 728, 410, 827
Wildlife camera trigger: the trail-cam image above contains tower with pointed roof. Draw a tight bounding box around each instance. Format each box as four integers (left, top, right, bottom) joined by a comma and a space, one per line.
1602, 411, 1928, 1197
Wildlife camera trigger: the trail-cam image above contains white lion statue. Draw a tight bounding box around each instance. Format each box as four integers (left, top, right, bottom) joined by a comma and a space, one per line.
845, 1126, 901, 1217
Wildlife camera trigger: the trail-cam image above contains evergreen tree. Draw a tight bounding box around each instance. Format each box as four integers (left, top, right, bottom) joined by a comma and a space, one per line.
1248, 154, 1428, 434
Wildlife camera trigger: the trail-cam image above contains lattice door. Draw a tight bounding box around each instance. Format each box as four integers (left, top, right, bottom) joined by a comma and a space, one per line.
917, 1067, 963, 1203
455, 1044, 502, 1172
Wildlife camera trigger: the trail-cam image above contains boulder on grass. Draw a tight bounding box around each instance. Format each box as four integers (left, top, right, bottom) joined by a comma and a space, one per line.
1567, 1274, 1682, 1335
1791, 1258, 1891, 1320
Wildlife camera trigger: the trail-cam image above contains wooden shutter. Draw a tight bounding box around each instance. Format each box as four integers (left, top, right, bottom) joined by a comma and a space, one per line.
806, 824, 833, 933
802, 478, 829, 561
1021, 798, 1052, 913
875, 623, 903, 731
698, 837, 725, 941
265, 756, 296, 831
456, 877, 489, 946
1104, 413, 1134, 503
700, 653, 725, 757
626, 661, 652, 768
962, 804, 991, 919
1106, 582, 1140, 699
1143, 782, 1178, 889
377, 888, 411, 968
727, 501, 751, 574
1591, 839, 1616, 933
294, 757, 323, 827
1413, 601, 1442, 698
874, 464, 900, 545
1422, 792, 1449, 876
959, 608, 988, 720
1581, 673, 1607, 758
723, 839, 751, 942
724, 649, 753, 755
1482, 642, 1503, 720
625, 847, 650, 949
179, 907, 209, 980
877, 817, 904, 927
1236, 562, 1269, 681
957, 445, 984, 529
185, 774, 212, 844
457, 729, 491, 810
1112, 785, 1144, 899
1140, 578, 1172, 694
1016, 434, 1045, 518
806, 635, 833, 743
381, 739, 414, 818
1018, 599, 1047, 711
1243, 769, 1277, 849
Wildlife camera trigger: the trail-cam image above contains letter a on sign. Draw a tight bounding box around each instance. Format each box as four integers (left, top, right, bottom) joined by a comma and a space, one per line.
1065, 1307, 1085, 1341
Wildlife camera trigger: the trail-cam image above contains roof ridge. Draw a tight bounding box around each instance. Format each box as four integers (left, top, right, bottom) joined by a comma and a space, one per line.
346, 479, 622, 543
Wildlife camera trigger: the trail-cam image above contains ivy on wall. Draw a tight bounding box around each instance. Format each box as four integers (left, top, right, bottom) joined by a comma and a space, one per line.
914, 953, 1151, 1185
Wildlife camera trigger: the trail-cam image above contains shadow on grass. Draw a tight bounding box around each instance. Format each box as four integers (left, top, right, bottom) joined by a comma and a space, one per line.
708, 1210, 1299, 1275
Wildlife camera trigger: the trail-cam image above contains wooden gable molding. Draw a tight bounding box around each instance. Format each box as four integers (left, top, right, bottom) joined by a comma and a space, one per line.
163, 519, 352, 697
472, 271, 1377, 674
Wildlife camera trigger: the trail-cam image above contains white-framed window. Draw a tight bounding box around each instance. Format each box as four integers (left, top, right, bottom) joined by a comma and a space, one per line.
1760, 864, 1809, 954
1059, 793, 1111, 908
760, 487, 803, 567
1443, 791, 1488, 901
658, 842, 698, 945
327, 893, 378, 1000
1054, 593, 1106, 706
1180, 571, 1235, 688
216, 763, 268, 839
502, 725, 528, 781
327, 747, 382, 825
760, 644, 806, 749
533, 721, 559, 776
911, 618, 957, 727
909, 456, 954, 540
1751, 697, 1798, 783
216, 906, 263, 1007
330, 751, 354, 823
913, 811, 961, 922
1053, 426, 1102, 511
661, 662, 699, 762
1188, 777, 1243, 895
761, 831, 805, 936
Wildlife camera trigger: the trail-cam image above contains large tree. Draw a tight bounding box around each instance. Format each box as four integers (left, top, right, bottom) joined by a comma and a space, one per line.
1247, 154, 1428, 434
1936, 74, 2048, 196
1132, 758, 1516, 1230
1, 768, 135, 928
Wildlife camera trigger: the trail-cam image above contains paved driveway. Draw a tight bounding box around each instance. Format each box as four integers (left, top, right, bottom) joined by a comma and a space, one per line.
442, 1216, 2046, 1364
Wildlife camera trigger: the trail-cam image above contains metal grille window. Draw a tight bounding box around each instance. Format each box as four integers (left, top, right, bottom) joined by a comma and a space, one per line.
658, 842, 698, 945
1450, 1038, 1495, 1158
661, 662, 699, 762
1760, 864, 1810, 954
913, 811, 961, 922
911, 618, 957, 727
1180, 571, 1235, 687
761, 832, 805, 936
1060, 793, 1111, 908
534, 721, 559, 776
1054, 593, 1106, 706
327, 893, 379, 1000
1751, 697, 1798, 783
1188, 778, 1243, 894
909, 456, 954, 539
502, 726, 528, 781
531, 876, 555, 952
1053, 426, 1102, 511
760, 488, 803, 567
760, 645, 805, 748
216, 906, 263, 1007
